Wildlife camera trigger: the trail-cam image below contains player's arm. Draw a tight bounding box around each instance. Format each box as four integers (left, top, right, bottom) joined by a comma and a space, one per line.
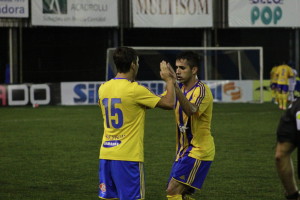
174, 82, 198, 117
156, 61, 175, 110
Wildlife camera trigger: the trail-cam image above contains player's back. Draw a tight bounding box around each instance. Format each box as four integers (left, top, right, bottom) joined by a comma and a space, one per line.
100, 78, 134, 102
98, 78, 160, 162
277, 65, 294, 85
99, 78, 143, 134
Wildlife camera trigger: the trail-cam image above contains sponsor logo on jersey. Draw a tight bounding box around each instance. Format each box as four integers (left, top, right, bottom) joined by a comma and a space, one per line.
103, 140, 121, 148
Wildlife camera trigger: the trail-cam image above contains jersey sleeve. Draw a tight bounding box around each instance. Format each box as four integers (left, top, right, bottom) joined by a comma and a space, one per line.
134, 84, 161, 108
159, 90, 167, 97
191, 85, 211, 116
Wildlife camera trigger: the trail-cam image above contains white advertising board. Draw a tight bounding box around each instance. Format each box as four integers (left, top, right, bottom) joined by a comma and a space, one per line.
132, 0, 213, 27
31, 0, 118, 27
229, 0, 300, 27
0, 0, 28, 18
60, 80, 254, 105
61, 82, 102, 105
205, 80, 253, 103
60, 81, 166, 105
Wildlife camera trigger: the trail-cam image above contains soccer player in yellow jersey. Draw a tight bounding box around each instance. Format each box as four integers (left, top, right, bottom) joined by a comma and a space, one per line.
276, 64, 294, 110
270, 65, 278, 103
98, 47, 175, 200
165, 51, 215, 200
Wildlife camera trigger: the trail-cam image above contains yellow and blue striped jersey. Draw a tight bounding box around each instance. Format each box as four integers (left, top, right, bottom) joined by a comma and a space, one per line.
174, 81, 215, 161
270, 66, 278, 84
276, 64, 294, 85
98, 78, 161, 162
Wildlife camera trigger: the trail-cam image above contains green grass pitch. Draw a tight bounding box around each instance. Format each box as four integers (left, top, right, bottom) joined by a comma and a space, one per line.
0, 103, 293, 199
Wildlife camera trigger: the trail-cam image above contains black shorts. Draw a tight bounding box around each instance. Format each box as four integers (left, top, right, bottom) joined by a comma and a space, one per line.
277, 130, 298, 146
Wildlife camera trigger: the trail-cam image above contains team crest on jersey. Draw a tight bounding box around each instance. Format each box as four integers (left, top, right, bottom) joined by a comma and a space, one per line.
99, 183, 106, 193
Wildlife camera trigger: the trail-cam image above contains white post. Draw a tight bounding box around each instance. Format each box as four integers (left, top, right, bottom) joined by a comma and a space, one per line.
238, 50, 242, 80
260, 47, 264, 103
296, 29, 299, 73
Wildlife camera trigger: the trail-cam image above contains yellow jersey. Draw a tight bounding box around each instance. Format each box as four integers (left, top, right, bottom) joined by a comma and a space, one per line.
276, 64, 294, 85
98, 78, 161, 162
163, 81, 215, 161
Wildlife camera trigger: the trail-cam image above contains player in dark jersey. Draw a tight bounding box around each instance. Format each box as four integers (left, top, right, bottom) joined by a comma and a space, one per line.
275, 98, 300, 200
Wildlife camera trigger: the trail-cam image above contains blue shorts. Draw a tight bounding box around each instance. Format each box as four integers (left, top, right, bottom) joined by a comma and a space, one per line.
167, 156, 212, 190
98, 159, 145, 200
277, 84, 289, 93
270, 83, 277, 90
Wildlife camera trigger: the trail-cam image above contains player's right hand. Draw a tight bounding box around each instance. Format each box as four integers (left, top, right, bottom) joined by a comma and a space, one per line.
167, 63, 177, 81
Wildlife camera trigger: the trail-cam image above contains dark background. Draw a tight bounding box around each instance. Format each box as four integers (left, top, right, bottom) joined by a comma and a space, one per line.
0, 27, 295, 83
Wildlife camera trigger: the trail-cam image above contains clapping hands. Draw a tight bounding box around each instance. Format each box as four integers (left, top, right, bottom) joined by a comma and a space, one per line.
160, 61, 176, 83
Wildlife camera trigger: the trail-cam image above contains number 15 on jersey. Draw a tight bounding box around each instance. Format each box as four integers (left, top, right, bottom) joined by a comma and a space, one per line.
102, 98, 124, 129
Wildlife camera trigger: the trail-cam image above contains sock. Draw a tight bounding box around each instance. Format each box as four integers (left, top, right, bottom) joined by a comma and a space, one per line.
278, 93, 283, 108
271, 89, 276, 99
276, 91, 280, 104
282, 93, 288, 109
167, 194, 183, 200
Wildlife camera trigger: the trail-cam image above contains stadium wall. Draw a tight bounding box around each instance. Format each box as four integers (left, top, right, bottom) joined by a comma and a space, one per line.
0, 80, 272, 107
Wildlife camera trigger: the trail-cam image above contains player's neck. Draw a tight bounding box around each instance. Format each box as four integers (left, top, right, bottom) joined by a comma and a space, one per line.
115, 72, 134, 81
183, 77, 198, 91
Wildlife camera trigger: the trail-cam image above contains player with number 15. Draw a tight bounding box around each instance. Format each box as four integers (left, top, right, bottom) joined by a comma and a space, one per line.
97, 46, 175, 200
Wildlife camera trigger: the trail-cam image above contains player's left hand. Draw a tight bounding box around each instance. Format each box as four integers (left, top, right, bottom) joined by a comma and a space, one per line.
160, 60, 172, 82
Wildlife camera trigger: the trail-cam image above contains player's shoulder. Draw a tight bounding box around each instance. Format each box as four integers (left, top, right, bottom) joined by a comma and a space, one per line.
134, 81, 148, 90
101, 78, 136, 90
195, 81, 213, 97
276, 65, 282, 70
121, 80, 140, 92
99, 80, 110, 89
283, 64, 291, 69
99, 79, 116, 88
196, 81, 209, 90
101, 79, 115, 84
134, 81, 157, 94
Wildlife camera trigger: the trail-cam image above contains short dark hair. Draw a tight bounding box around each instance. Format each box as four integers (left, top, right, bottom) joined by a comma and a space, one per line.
113, 47, 138, 73
176, 51, 200, 68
